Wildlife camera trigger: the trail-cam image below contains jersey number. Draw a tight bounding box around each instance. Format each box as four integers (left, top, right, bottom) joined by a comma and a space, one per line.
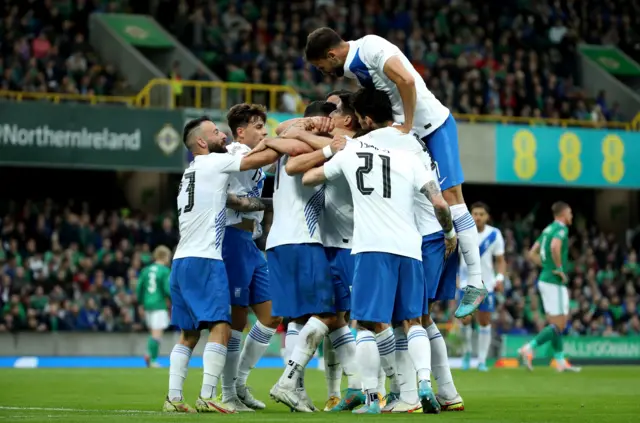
355, 152, 391, 198
178, 171, 196, 216
147, 272, 157, 294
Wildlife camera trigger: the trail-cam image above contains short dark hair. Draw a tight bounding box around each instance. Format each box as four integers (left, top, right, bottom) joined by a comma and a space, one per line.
305, 27, 343, 61
304, 101, 337, 117
471, 202, 490, 214
335, 94, 362, 131
552, 201, 570, 217
226, 103, 267, 137
325, 89, 351, 100
183, 116, 211, 147
350, 87, 394, 124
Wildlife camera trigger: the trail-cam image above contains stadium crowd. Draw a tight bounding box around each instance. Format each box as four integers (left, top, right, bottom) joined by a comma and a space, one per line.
1, 199, 639, 336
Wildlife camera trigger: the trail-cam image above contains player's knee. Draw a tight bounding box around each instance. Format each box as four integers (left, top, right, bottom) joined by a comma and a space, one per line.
180, 330, 200, 348
373, 322, 390, 333
316, 312, 339, 329
422, 314, 433, 327
357, 320, 376, 331
477, 312, 491, 326
442, 185, 464, 205
399, 318, 422, 333
259, 315, 282, 329
461, 315, 473, 326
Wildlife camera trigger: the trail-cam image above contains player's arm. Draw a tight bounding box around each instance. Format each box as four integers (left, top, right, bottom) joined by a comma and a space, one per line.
286, 135, 347, 175
287, 129, 333, 150
528, 242, 541, 266
276, 117, 333, 136
494, 232, 507, 292
301, 166, 327, 186
264, 137, 314, 157
226, 194, 271, 212
302, 142, 346, 185
238, 148, 280, 171
383, 56, 416, 133
550, 236, 568, 282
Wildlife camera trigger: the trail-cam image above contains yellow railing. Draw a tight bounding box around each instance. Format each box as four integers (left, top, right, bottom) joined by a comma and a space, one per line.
134, 78, 306, 112
0, 90, 135, 105
454, 113, 637, 130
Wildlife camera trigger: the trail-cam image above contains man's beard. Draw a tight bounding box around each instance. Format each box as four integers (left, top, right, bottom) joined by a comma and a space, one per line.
208, 143, 227, 153
333, 66, 345, 77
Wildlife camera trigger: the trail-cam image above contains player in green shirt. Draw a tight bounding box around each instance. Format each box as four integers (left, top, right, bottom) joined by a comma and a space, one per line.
136, 245, 172, 368
518, 202, 580, 373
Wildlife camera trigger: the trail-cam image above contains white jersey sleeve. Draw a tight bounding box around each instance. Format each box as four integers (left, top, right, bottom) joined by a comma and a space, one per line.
322, 153, 354, 249
344, 35, 450, 138
173, 153, 241, 261
225, 142, 266, 227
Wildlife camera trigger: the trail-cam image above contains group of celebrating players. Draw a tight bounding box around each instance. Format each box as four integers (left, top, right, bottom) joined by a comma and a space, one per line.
144, 27, 577, 415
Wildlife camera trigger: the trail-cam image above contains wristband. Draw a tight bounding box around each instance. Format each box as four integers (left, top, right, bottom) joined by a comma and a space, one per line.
322, 145, 334, 159
444, 228, 456, 239
496, 273, 505, 283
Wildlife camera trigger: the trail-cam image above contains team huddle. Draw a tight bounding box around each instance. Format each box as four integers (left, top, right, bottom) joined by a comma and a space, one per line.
135, 27, 576, 416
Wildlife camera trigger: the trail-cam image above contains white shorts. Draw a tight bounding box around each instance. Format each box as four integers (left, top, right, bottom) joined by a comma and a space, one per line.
538, 281, 569, 316
145, 310, 170, 330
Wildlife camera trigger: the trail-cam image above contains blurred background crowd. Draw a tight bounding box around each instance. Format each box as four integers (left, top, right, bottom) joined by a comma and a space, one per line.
2, 199, 639, 336
2, 0, 639, 121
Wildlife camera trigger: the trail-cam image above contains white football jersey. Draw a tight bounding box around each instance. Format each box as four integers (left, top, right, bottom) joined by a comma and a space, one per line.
174, 153, 242, 260
322, 175, 353, 249
351, 127, 442, 236
266, 155, 325, 249
459, 224, 505, 292
324, 141, 438, 261
225, 142, 266, 229
343, 35, 450, 139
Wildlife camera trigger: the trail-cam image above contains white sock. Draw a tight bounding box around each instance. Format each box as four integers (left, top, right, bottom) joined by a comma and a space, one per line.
220, 330, 242, 400
451, 204, 482, 289
201, 342, 227, 399
355, 330, 379, 392
323, 336, 342, 397
285, 322, 303, 361
280, 317, 328, 389
376, 327, 395, 395
394, 327, 418, 403
168, 344, 192, 401
407, 325, 431, 384
478, 324, 492, 365
426, 322, 458, 400
329, 325, 360, 390
461, 324, 473, 355
237, 321, 276, 387
377, 366, 387, 397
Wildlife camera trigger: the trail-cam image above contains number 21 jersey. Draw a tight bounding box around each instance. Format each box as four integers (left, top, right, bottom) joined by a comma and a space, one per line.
174, 153, 242, 261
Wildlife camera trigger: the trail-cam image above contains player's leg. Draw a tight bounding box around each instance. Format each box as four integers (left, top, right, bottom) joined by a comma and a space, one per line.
374, 322, 394, 409
350, 252, 399, 415
459, 315, 473, 370
382, 324, 421, 413
423, 116, 486, 317
475, 294, 495, 372
519, 281, 566, 371
145, 311, 169, 368
393, 256, 440, 414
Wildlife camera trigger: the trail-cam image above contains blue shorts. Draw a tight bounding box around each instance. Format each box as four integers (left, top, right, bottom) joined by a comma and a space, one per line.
267, 243, 334, 318
325, 247, 354, 312
170, 257, 231, 330
222, 226, 270, 307
457, 289, 495, 312
351, 252, 425, 323
422, 232, 459, 309
422, 114, 464, 191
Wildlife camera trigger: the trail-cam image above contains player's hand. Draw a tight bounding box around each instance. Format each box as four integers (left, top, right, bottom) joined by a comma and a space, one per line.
494, 281, 504, 293
444, 235, 457, 259
310, 117, 334, 133
396, 123, 412, 134
330, 135, 347, 154
246, 140, 267, 156
552, 270, 568, 283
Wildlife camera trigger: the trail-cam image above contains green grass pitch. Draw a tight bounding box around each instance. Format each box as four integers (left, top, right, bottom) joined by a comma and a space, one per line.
1, 367, 639, 422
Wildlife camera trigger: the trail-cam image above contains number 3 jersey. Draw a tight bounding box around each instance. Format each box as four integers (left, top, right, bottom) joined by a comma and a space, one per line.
225, 142, 266, 238
174, 153, 242, 261
266, 155, 325, 250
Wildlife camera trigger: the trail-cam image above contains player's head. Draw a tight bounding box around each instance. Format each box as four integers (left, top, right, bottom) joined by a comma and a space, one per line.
305, 27, 348, 77
471, 202, 490, 230
304, 100, 337, 118
226, 103, 267, 148
330, 93, 361, 133
183, 116, 227, 154
153, 245, 172, 266
326, 89, 351, 105
552, 201, 573, 225
350, 87, 394, 130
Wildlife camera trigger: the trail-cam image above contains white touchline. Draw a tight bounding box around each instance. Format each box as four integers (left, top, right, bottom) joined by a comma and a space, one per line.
0, 406, 157, 414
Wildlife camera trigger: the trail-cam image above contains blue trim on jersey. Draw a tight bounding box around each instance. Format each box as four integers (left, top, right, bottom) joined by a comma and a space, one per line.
478, 229, 498, 256
304, 185, 325, 237
349, 49, 375, 88
214, 209, 226, 249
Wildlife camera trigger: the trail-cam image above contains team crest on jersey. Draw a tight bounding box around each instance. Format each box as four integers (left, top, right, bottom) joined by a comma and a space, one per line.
156, 124, 180, 155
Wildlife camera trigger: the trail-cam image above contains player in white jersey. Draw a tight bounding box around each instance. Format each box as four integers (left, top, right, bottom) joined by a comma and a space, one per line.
346, 87, 463, 413
280, 97, 366, 412
457, 202, 506, 372
301, 127, 455, 414
163, 117, 280, 414
305, 28, 487, 317
217, 104, 284, 411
